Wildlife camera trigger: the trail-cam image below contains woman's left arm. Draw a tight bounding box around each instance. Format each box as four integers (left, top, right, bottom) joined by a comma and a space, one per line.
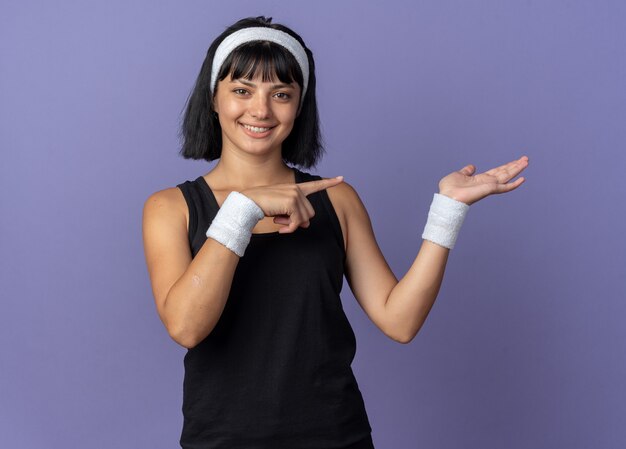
339, 156, 529, 344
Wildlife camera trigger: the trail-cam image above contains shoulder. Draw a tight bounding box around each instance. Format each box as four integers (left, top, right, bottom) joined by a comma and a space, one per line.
320, 178, 370, 251
321, 174, 368, 214
143, 186, 189, 230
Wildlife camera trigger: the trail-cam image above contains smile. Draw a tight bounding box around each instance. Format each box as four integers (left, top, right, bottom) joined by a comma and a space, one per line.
241, 123, 274, 133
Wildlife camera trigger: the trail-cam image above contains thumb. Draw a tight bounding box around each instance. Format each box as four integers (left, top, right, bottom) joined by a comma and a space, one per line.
459, 164, 475, 176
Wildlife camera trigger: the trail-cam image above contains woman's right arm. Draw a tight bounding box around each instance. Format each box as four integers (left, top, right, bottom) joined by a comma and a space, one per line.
142, 188, 240, 349
142, 177, 345, 349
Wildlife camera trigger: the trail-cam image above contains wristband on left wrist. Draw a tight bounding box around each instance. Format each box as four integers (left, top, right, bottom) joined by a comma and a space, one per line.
421, 192, 470, 249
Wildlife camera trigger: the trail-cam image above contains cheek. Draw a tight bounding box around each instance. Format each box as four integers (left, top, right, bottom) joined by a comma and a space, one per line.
217, 100, 240, 117
278, 107, 298, 128
214, 91, 241, 116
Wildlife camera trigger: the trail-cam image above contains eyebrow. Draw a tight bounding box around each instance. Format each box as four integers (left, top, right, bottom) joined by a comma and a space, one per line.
231, 78, 295, 89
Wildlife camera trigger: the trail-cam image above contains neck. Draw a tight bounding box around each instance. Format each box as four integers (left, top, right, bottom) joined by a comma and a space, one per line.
208, 151, 296, 191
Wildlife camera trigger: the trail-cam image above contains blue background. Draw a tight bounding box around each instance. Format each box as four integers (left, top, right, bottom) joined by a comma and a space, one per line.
1, 1, 625, 448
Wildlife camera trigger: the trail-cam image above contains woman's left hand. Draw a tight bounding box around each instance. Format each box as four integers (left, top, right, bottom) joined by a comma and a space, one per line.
438, 155, 529, 206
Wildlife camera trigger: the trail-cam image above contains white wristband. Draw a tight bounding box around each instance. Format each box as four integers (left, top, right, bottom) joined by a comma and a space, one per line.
421, 193, 470, 249
205, 191, 265, 257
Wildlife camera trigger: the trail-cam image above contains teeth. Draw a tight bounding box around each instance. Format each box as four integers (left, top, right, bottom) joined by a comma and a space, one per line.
243, 124, 271, 133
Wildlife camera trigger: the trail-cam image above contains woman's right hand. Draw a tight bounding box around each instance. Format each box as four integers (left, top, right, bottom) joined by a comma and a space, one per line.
241, 176, 344, 234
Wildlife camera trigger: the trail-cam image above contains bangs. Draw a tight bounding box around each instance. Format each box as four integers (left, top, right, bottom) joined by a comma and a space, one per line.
216, 41, 304, 88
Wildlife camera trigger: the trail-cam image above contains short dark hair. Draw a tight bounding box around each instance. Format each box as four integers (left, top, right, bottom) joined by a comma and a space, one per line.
178, 16, 324, 169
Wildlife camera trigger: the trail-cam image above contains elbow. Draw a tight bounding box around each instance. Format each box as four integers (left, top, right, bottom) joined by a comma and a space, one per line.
163, 303, 203, 349
175, 336, 197, 350
396, 317, 427, 344
383, 326, 415, 345
383, 318, 419, 344
169, 329, 194, 349
393, 326, 420, 344
393, 332, 413, 344
396, 332, 416, 344
168, 324, 200, 349
163, 311, 192, 349
169, 321, 215, 349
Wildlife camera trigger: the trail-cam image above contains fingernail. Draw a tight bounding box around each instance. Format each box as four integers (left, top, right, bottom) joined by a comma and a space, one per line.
335, 175, 344, 180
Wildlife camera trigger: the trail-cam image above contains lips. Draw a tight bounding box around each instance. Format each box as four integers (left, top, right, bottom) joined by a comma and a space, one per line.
242, 124, 271, 132
239, 122, 276, 138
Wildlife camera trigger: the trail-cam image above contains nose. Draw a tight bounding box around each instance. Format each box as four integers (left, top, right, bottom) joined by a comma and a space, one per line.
248, 93, 271, 120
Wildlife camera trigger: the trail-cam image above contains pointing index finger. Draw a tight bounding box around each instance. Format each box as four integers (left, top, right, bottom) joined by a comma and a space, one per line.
297, 176, 344, 196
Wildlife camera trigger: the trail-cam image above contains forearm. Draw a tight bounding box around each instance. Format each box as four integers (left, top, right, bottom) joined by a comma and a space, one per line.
165, 190, 263, 348
164, 238, 240, 348
385, 239, 450, 343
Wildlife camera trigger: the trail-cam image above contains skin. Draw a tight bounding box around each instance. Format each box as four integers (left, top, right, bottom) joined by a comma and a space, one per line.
142, 70, 530, 348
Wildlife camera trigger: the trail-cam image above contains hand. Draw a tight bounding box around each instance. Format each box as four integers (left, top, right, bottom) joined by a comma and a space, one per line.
242, 176, 345, 234
438, 155, 529, 206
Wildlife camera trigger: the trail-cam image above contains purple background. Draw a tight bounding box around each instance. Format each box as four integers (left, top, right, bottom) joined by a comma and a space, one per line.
2, 1, 625, 448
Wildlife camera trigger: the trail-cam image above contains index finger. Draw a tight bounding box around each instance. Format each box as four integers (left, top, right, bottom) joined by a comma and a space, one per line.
485, 156, 529, 178
297, 176, 344, 196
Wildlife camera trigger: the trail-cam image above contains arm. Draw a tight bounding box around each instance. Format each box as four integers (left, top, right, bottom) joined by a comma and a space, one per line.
143, 176, 345, 349
336, 182, 448, 344
384, 240, 450, 343
142, 188, 240, 349
339, 156, 529, 344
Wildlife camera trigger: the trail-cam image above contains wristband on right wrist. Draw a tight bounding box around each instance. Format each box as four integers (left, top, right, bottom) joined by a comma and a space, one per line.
421, 192, 470, 249
205, 191, 265, 257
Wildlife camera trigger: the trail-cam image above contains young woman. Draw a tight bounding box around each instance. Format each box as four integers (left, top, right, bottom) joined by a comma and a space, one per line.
142, 16, 529, 449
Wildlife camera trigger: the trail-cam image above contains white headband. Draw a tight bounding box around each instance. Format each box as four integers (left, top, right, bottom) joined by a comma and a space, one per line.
210, 27, 310, 112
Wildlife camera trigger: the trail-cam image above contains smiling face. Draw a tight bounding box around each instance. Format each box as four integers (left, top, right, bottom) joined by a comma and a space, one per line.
212, 73, 301, 157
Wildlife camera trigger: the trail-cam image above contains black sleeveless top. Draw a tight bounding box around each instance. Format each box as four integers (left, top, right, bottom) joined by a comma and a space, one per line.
175, 168, 373, 449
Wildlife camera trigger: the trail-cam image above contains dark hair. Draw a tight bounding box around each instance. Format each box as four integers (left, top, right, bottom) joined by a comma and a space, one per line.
179, 16, 324, 169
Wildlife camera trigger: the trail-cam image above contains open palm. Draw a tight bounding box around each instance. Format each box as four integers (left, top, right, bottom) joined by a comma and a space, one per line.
438, 155, 529, 206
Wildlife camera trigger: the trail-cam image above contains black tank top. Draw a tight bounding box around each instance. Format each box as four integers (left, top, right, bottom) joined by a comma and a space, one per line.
175, 168, 373, 449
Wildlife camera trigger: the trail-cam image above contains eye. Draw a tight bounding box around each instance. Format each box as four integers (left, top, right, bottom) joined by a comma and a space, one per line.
233, 88, 249, 95
274, 92, 291, 100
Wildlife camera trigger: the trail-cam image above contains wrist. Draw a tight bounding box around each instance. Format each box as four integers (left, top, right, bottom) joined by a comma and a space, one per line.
205, 191, 265, 257
421, 192, 470, 249
438, 190, 469, 205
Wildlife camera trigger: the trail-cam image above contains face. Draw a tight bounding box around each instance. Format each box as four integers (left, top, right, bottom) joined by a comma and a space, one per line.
212, 73, 301, 157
